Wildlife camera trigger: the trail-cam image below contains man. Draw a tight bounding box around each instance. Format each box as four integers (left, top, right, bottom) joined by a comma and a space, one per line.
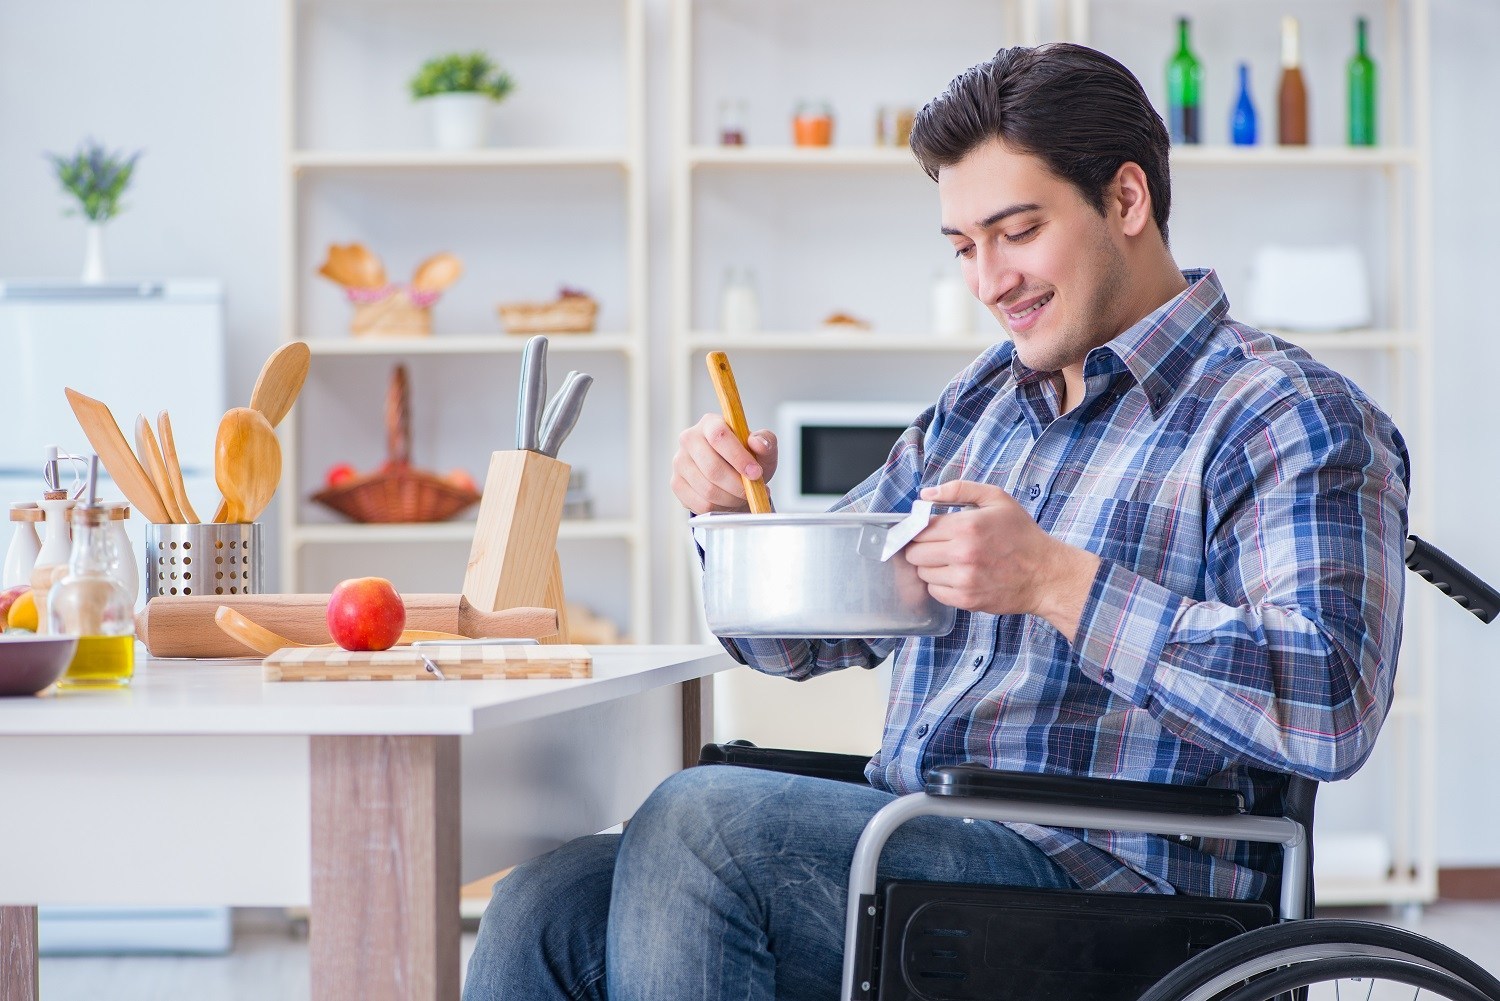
465, 43, 1408, 1000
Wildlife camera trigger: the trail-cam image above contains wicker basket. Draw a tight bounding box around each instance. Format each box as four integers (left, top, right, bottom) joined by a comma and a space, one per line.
310, 364, 481, 524
350, 287, 433, 338
497, 294, 598, 334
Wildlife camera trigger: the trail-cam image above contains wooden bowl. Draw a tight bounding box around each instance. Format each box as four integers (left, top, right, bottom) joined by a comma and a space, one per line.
0, 635, 79, 696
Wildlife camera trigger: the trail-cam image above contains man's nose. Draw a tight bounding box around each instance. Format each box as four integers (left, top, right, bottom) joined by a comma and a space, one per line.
974, 251, 1024, 309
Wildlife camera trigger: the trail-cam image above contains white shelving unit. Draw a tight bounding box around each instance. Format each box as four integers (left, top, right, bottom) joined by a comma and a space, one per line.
1064, 0, 1436, 910
670, 0, 1437, 907
281, 0, 652, 642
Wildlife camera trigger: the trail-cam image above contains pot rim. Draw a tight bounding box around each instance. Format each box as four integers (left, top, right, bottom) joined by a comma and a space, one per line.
689, 511, 903, 528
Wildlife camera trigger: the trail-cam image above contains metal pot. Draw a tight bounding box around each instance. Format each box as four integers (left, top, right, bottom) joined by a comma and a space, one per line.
691, 512, 956, 638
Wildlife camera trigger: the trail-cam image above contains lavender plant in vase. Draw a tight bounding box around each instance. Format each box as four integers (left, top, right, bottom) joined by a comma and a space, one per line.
46, 139, 141, 283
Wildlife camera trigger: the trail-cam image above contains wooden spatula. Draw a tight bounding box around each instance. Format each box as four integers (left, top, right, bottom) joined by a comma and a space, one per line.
214, 407, 281, 524
135, 414, 184, 524
64, 388, 173, 524
212, 342, 312, 523
156, 410, 201, 524
705, 351, 773, 514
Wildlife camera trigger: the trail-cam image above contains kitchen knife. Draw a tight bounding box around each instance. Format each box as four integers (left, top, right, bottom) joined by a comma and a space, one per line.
516, 335, 549, 451
536, 370, 579, 453
538, 372, 593, 458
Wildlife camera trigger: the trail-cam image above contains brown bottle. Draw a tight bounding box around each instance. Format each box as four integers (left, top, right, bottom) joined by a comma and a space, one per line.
1278, 16, 1309, 145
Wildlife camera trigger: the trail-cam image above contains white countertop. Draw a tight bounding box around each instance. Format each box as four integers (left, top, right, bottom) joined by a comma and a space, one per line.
0, 644, 734, 737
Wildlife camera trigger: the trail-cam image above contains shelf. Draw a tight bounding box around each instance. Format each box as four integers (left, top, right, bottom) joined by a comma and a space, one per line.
291, 149, 633, 171
304, 333, 637, 356
1169, 146, 1418, 168
687, 147, 922, 169
686, 146, 1418, 170
290, 518, 639, 546
1316, 874, 1430, 907
686, 330, 1418, 354
688, 332, 994, 352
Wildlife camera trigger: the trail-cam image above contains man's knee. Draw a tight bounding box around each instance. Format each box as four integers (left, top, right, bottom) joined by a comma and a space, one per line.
479, 833, 618, 938
623, 765, 787, 862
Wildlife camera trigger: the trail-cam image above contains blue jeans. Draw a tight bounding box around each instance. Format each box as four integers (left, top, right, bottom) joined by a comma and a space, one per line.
464, 765, 1074, 1000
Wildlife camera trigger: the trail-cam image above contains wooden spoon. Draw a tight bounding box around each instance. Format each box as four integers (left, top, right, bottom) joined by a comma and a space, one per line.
134, 415, 184, 524
64, 388, 173, 524
156, 411, 201, 524
411, 252, 463, 293
211, 343, 311, 522
214, 408, 281, 524
705, 351, 773, 514
214, 606, 468, 657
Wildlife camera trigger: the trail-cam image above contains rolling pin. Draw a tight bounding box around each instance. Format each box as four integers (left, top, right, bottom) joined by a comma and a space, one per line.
136, 594, 559, 658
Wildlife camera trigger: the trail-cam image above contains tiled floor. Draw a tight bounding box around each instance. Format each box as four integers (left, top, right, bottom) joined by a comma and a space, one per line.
33, 902, 1500, 1000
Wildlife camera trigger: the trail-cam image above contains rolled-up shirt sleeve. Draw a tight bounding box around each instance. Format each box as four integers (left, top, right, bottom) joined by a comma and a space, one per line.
1071, 390, 1409, 781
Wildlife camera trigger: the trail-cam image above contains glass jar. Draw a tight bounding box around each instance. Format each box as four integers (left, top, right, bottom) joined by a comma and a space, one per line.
719, 267, 760, 335
49, 504, 135, 688
717, 98, 748, 146
793, 101, 835, 147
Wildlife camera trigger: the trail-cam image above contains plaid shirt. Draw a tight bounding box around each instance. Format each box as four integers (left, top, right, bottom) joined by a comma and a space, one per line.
722, 270, 1410, 900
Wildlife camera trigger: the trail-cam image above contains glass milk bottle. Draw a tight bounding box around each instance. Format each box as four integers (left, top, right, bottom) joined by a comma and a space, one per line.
49, 503, 135, 688
720, 268, 760, 335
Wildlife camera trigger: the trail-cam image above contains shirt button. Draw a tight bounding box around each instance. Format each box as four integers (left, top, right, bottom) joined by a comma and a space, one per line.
1028, 483, 1041, 500
972, 655, 985, 669
916, 723, 929, 737
1153, 391, 1167, 408
1102, 669, 1116, 684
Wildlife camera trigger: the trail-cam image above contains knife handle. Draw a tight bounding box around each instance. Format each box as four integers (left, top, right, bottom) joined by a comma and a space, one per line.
706, 351, 773, 514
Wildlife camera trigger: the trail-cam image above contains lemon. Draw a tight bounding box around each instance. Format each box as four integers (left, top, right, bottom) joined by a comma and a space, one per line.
6, 591, 38, 633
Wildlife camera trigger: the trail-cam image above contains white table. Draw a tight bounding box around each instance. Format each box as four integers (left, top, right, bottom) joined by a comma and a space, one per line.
0, 645, 735, 1001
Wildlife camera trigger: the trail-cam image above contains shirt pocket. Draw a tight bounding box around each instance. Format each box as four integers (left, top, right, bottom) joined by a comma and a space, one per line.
1054, 495, 1204, 597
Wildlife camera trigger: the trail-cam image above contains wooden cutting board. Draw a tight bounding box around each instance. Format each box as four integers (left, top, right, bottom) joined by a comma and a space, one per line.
263, 644, 591, 682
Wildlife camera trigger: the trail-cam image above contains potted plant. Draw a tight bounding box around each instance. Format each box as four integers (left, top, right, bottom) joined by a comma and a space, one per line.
46, 139, 142, 282
409, 52, 515, 151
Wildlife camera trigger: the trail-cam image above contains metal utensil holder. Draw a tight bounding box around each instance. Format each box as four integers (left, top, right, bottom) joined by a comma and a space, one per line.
145, 523, 263, 599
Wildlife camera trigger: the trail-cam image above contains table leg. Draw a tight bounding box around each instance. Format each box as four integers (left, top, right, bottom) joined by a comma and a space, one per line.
310, 735, 460, 1001
681, 675, 714, 768
0, 906, 39, 1001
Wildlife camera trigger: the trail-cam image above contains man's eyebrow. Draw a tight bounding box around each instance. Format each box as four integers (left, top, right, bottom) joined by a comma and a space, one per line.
940, 203, 1043, 236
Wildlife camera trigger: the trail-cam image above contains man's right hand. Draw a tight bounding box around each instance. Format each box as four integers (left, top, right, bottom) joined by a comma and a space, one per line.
671, 414, 779, 514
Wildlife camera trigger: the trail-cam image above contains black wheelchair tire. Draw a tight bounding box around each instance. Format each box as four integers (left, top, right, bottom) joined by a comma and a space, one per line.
1210, 955, 1493, 1001
1135, 918, 1500, 1001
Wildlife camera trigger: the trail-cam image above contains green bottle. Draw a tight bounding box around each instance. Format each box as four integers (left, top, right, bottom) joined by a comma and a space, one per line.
1348, 16, 1377, 145
1167, 16, 1202, 145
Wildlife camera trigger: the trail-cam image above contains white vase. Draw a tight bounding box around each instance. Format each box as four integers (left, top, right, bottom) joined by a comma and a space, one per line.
425, 93, 491, 151
82, 222, 105, 283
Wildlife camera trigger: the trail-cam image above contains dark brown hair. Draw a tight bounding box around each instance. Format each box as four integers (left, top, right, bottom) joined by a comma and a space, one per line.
910, 44, 1173, 242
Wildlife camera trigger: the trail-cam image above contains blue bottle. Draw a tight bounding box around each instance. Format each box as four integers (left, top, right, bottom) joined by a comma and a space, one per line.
1231, 62, 1258, 145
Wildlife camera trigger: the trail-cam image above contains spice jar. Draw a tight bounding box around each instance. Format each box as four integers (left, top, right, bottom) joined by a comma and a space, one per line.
793, 101, 835, 147
717, 99, 748, 146
49, 502, 135, 688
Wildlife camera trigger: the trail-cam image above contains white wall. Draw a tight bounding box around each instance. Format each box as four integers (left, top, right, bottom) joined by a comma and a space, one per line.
1, 0, 1496, 865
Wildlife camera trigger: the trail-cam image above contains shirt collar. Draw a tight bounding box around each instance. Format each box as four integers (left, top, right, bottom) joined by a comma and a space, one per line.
1100, 269, 1228, 417
1006, 269, 1229, 419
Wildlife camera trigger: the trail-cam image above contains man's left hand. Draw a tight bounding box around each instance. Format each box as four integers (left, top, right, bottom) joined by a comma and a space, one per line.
903, 480, 1102, 642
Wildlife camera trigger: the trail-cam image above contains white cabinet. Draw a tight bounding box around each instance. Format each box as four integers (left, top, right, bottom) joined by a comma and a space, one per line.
670, 0, 1438, 906
281, 0, 652, 641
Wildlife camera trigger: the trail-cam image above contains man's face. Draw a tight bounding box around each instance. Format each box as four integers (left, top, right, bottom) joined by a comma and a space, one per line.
938, 139, 1131, 374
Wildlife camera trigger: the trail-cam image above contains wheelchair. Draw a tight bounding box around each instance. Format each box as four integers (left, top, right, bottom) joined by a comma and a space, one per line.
700, 536, 1500, 1001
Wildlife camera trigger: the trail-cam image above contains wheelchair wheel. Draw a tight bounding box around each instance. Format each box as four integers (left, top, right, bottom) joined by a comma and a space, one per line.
1136, 918, 1500, 1001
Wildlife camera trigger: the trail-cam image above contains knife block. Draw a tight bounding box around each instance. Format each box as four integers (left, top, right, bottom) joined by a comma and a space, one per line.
462, 449, 573, 644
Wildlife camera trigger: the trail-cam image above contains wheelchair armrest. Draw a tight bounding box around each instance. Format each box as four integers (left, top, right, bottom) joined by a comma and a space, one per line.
698, 741, 872, 785
926, 763, 1246, 816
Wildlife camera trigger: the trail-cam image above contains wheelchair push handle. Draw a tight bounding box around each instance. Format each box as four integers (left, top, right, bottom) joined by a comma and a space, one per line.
1405, 534, 1500, 624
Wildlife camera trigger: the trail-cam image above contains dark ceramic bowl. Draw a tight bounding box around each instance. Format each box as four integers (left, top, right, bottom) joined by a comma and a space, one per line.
0, 635, 79, 696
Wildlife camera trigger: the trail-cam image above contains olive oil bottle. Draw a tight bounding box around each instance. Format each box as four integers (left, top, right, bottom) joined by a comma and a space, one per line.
50, 491, 135, 688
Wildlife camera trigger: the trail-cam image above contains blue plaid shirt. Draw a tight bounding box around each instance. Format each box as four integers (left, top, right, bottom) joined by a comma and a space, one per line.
722, 270, 1410, 900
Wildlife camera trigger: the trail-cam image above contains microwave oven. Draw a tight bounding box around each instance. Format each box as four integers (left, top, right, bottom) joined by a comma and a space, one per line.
774, 401, 929, 511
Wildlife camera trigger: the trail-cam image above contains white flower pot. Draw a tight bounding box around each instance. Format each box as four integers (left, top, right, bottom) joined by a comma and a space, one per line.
82, 223, 106, 283
425, 93, 491, 151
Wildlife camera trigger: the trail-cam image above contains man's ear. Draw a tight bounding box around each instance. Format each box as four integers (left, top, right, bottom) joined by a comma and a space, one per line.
1112, 162, 1154, 239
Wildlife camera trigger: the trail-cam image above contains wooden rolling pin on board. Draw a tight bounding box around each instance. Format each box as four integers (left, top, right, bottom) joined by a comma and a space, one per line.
138, 594, 559, 658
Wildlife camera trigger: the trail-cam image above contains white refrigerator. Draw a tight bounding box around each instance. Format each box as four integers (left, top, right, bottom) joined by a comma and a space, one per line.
0, 278, 232, 954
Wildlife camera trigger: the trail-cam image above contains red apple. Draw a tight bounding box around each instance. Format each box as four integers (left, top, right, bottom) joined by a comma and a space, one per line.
0, 585, 29, 632
325, 462, 358, 488
326, 577, 406, 651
